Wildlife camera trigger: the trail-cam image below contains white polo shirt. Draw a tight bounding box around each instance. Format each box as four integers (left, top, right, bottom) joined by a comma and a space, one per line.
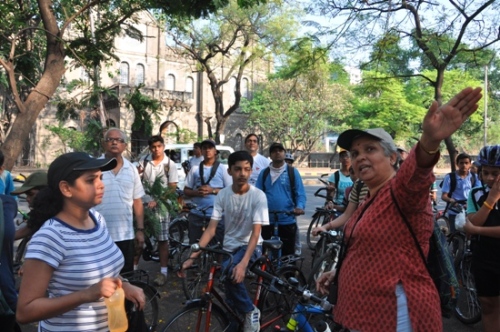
95, 157, 145, 242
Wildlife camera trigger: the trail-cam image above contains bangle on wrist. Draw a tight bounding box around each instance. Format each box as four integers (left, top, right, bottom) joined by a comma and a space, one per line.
483, 201, 494, 210
419, 141, 440, 155
136, 228, 144, 232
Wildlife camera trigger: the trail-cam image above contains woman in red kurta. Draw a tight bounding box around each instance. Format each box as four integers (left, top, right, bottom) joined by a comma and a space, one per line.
316, 86, 483, 332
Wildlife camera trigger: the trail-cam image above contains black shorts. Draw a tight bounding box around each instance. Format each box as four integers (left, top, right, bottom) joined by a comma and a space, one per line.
261, 223, 297, 257
472, 262, 500, 297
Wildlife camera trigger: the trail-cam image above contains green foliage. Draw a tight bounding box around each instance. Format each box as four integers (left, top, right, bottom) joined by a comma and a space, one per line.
347, 71, 426, 143
126, 86, 161, 136
243, 57, 352, 156
141, 177, 181, 237
45, 118, 104, 156
164, 128, 198, 144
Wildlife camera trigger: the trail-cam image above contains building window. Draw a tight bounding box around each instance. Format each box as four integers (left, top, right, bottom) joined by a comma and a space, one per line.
242, 78, 249, 99
136, 64, 145, 86
166, 74, 176, 91
186, 77, 194, 93
119, 62, 129, 85
185, 76, 194, 99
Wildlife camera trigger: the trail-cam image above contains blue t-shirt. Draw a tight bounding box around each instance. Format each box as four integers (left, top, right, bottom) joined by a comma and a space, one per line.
442, 172, 481, 215
328, 171, 353, 205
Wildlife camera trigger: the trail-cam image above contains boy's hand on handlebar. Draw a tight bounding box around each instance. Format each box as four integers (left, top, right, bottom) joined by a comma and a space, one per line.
293, 208, 305, 215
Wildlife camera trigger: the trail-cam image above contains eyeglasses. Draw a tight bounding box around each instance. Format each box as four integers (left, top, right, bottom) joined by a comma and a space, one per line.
105, 137, 126, 143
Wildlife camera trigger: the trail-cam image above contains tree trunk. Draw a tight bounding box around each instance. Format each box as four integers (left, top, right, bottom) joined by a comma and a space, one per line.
1, 0, 66, 170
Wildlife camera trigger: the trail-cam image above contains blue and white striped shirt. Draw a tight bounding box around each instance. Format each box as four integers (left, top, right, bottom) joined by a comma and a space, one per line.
25, 210, 124, 332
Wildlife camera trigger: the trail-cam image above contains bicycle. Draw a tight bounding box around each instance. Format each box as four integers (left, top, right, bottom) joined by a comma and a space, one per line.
267, 210, 304, 267
307, 231, 342, 292
181, 203, 221, 300
164, 245, 336, 332
120, 269, 160, 331
447, 231, 481, 324
306, 176, 340, 250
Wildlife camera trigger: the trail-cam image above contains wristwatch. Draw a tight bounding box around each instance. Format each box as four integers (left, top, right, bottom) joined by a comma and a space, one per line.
212, 189, 217, 195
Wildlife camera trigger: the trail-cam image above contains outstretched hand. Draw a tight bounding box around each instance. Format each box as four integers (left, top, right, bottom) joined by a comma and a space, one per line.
421, 87, 482, 142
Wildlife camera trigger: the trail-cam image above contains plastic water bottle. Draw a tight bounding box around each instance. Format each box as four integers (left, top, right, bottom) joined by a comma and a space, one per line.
105, 287, 128, 332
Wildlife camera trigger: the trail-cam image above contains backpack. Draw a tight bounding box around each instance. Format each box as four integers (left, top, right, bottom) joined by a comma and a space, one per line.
143, 155, 171, 183
199, 161, 220, 186
261, 165, 296, 205
439, 172, 477, 196
390, 187, 459, 317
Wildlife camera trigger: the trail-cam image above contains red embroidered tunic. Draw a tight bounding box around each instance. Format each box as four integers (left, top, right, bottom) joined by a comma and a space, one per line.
334, 146, 442, 331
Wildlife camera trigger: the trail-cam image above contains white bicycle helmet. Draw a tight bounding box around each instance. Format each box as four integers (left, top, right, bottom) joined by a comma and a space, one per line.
285, 152, 294, 163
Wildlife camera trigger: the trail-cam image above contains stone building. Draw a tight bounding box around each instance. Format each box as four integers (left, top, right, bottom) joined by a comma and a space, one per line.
30, 10, 272, 167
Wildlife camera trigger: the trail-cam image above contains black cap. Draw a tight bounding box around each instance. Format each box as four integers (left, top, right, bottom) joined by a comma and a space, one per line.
269, 142, 285, 153
48, 152, 117, 190
201, 139, 216, 148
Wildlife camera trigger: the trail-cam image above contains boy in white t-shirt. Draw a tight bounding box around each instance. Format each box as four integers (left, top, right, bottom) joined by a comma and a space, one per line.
179, 151, 269, 332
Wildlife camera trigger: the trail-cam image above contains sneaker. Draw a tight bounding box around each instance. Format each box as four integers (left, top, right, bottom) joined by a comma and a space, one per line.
154, 273, 167, 286
243, 306, 260, 332
294, 248, 302, 257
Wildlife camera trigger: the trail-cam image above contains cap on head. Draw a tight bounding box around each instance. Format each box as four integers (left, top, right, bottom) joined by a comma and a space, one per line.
269, 142, 285, 153
11, 172, 48, 195
201, 139, 217, 148
397, 146, 407, 153
337, 128, 396, 151
48, 152, 117, 190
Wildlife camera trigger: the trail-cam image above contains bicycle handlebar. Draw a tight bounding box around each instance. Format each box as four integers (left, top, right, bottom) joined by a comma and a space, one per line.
190, 244, 233, 269
249, 257, 332, 311
314, 187, 330, 200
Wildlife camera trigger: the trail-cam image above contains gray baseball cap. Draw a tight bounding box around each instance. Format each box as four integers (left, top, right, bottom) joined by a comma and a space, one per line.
337, 128, 396, 151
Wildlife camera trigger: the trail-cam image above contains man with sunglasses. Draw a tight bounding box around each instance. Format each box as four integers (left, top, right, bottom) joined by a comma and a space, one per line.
95, 128, 145, 273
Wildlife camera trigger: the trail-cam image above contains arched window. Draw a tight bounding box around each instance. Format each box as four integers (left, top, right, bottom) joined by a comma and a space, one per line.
136, 64, 145, 86
119, 62, 129, 85
242, 78, 250, 99
185, 76, 194, 94
229, 77, 237, 104
166, 74, 176, 91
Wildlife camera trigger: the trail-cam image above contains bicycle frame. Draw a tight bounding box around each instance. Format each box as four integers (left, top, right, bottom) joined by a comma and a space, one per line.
250, 257, 335, 331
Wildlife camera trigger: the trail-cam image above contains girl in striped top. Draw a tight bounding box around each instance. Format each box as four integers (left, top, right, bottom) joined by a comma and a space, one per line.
16, 152, 146, 331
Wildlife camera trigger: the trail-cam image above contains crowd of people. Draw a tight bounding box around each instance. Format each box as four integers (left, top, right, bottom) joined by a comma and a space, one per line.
2, 86, 500, 332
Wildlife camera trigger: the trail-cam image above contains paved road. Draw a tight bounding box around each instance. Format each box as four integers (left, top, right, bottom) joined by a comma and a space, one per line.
16, 181, 483, 331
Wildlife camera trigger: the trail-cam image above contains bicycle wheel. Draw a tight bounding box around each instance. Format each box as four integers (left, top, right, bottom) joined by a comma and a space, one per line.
306, 212, 331, 250
258, 285, 297, 332
277, 265, 306, 286
436, 216, 451, 236
307, 250, 338, 292
128, 281, 159, 331
162, 300, 231, 331
454, 254, 481, 324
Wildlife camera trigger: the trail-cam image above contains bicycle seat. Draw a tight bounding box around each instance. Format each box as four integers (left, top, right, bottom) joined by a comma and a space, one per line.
262, 239, 283, 251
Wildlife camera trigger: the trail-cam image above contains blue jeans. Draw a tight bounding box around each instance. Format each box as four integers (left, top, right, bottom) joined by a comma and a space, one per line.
222, 245, 262, 314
